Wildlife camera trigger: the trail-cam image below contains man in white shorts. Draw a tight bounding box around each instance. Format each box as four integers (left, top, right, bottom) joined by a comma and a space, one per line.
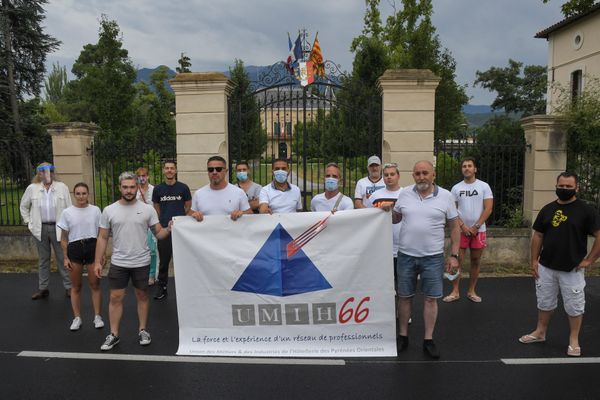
311, 163, 353, 212
354, 155, 384, 209
259, 158, 302, 214
94, 172, 172, 351
189, 156, 252, 221
444, 157, 493, 303
519, 172, 600, 357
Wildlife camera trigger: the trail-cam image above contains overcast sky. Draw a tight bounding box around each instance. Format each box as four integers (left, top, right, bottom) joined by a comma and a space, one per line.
43, 0, 565, 105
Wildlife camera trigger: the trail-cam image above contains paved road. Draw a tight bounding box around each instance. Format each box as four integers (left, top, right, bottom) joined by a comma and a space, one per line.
2, 273, 600, 399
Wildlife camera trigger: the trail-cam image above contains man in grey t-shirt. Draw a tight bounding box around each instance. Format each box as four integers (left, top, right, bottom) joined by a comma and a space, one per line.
93, 172, 171, 351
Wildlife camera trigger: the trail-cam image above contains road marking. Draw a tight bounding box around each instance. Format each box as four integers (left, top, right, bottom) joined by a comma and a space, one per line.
18, 351, 345, 366
502, 357, 600, 365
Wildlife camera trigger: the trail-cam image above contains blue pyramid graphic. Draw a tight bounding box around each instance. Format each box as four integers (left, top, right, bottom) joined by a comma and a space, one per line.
232, 223, 332, 296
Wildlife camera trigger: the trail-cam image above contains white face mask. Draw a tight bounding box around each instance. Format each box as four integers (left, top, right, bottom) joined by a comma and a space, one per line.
274, 170, 288, 183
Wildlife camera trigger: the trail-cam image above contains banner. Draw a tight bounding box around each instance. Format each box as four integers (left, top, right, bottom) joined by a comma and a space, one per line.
172, 208, 397, 357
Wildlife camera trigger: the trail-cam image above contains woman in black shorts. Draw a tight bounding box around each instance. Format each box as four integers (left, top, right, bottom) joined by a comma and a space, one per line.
58, 183, 104, 331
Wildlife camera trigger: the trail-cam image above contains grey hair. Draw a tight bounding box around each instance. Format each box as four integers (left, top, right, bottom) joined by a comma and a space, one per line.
383, 163, 400, 175
119, 171, 137, 184
325, 162, 342, 177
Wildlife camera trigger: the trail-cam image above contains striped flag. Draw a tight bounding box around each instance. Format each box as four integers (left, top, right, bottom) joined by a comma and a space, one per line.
286, 33, 302, 75
309, 33, 325, 78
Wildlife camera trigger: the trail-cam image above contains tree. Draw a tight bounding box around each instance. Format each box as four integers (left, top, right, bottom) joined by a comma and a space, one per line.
62, 15, 137, 141
0, 0, 59, 177
228, 59, 266, 161
475, 59, 547, 117
542, 0, 596, 17
176, 52, 191, 73
43, 62, 68, 104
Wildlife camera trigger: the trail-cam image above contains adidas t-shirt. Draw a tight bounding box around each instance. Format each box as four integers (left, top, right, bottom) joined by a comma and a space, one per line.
354, 176, 385, 204
451, 179, 493, 232
366, 187, 402, 256
191, 183, 250, 215
152, 181, 192, 227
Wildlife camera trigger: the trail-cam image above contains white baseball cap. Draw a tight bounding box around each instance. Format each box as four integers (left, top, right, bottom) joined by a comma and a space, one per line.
367, 155, 381, 166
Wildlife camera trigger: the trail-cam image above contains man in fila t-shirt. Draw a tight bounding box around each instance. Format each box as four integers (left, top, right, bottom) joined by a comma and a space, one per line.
443, 157, 493, 304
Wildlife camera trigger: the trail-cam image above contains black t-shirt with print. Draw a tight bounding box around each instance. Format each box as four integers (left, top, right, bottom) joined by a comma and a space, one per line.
152, 181, 192, 227
533, 199, 600, 272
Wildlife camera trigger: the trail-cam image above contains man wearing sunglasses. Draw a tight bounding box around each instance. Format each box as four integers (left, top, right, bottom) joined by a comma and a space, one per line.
189, 156, 252, 222
259, 158, 302, 214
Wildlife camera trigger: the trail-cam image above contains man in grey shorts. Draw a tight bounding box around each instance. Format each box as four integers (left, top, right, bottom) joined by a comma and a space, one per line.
519, 172, 600, 357
93, 172, 172, 351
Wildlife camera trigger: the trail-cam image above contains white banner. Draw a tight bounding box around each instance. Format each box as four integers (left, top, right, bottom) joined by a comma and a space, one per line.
172, 208, 397, 357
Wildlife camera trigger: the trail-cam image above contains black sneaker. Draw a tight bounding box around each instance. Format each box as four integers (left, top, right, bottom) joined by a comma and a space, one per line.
100, 334, 120, 351
423, 339, 440, 359
154, 284, 167, 300
397, 335, 409, 352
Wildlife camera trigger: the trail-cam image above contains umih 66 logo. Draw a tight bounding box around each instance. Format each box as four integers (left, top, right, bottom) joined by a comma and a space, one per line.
230, 222, 371, 326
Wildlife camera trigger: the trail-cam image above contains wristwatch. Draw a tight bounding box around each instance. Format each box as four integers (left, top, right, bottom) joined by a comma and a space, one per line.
450, 254, 459, 259
475, 223, 481, 229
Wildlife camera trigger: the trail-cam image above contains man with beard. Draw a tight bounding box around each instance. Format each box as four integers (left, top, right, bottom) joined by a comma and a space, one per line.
354, 155, 385, 209
94, 172, 172, 351
382, 160, 460, 359
151, 160, 191, 300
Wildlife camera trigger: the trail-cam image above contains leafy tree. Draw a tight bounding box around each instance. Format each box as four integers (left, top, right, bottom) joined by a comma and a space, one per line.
475, 59, 547, 116
542, 0, 596, 17
176, 52, 191, 73
43, 62, 68, 103
62, 15, 137, 141
228, 59, 266, 161
383, 0, 468, 139
0, 0, 59, 178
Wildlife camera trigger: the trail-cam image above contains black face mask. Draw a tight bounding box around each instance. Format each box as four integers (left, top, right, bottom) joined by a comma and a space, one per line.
556, 188, 576, 201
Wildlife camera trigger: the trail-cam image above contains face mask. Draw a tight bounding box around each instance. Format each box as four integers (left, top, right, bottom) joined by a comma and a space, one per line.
236, 171, 248, 182
325, 177, 338, 192
556, 188, 576, 201
444, 270, 460, 281
274, 170, 288, 184
137, 176, 147, 185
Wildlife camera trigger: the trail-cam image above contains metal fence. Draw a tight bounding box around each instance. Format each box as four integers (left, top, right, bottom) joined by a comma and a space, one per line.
92, 135, 176, 209
0, 137, 54, 226
567, 151, 600, 210
434, 135, 526, 227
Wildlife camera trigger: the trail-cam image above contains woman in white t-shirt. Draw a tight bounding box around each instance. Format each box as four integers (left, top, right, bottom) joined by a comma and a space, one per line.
58, 182, 103, 332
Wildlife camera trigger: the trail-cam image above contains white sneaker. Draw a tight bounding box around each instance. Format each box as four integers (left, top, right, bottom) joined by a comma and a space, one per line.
139, 329, 152, 346
70, 317, 82, 331
93, 315, 104, 329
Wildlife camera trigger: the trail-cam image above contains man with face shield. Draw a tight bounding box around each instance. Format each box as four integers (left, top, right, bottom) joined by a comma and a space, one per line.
310, 163, 353, 212
354, 155, 385, 209
259, 158, 302, 214
20, 162, 73, 299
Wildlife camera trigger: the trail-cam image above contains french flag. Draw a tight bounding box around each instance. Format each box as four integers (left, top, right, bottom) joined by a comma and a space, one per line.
286, 33, 302, 74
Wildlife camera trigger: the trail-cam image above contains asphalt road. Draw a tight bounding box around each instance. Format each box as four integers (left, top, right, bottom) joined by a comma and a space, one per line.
2, 273, 600, 400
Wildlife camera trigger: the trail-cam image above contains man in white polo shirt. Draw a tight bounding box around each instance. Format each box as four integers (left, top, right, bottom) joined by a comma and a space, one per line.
311, 163, 353, 212
443, 157, 493, 304
189, 156, 252, 221
383, 160, 460, 359
354, 155, 385, 209
259, 158, 302, 214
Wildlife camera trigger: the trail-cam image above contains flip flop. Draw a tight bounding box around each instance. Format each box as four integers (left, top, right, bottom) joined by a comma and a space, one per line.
518, 334, 546, 344
567, 345, 581, 357
467, 293, 482, 303
442, 294, 460, 303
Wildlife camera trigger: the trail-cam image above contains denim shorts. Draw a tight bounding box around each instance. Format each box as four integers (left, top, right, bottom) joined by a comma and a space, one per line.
396, 252, 444, 298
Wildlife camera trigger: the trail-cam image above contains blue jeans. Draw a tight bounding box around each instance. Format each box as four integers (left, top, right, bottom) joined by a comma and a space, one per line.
396, 252, 444, 298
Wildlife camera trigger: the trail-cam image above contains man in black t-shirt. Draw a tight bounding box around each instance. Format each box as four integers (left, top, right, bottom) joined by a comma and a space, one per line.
519, 172, 600, 357
151, 160, 192, 300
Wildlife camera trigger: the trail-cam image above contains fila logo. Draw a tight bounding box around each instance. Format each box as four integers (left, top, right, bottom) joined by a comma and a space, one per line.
459, 189, 479, 197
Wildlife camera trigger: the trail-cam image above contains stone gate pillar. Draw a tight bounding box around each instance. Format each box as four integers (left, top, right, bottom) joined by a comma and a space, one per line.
378, 69, 440, 187
170, 73, 234, 191
48, 122, 98, 203
521, 115, 567, 225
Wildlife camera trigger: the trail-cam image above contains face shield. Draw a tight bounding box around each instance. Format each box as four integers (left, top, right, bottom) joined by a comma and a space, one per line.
37, 164, 55, 185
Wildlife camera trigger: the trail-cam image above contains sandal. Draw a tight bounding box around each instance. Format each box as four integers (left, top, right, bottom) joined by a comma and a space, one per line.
467, 293, 482, 303
567, 345, 581, 357
442, 294, 460, 303
518, 334, 546, 344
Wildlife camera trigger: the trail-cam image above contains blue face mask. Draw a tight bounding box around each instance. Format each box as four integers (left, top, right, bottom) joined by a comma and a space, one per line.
273, 170, 288, 183
325, 177, 338, 192
236, 171, 248, 182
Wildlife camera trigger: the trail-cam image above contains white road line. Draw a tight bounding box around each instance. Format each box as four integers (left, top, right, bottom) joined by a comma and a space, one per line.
17, 351, 345, 366
502, 357, 600, 365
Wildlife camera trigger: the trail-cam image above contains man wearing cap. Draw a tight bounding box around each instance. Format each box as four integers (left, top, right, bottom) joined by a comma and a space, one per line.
20, 162, 73, 299
259, 158, 302, 214
311, 163, 353, 212
354, 155, 385, 209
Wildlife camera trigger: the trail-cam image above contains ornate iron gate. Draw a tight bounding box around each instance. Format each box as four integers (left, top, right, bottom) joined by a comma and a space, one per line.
228, 61, 382, 210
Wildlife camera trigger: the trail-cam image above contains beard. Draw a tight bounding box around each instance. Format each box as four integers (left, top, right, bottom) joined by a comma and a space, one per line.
416, 182, 431, 191
122, 193, 136, 202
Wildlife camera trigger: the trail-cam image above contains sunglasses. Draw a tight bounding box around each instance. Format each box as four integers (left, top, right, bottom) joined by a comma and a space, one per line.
208, 167, 224, 173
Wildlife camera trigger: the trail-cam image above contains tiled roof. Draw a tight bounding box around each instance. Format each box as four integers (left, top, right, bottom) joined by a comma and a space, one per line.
535, 3, 600, 38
